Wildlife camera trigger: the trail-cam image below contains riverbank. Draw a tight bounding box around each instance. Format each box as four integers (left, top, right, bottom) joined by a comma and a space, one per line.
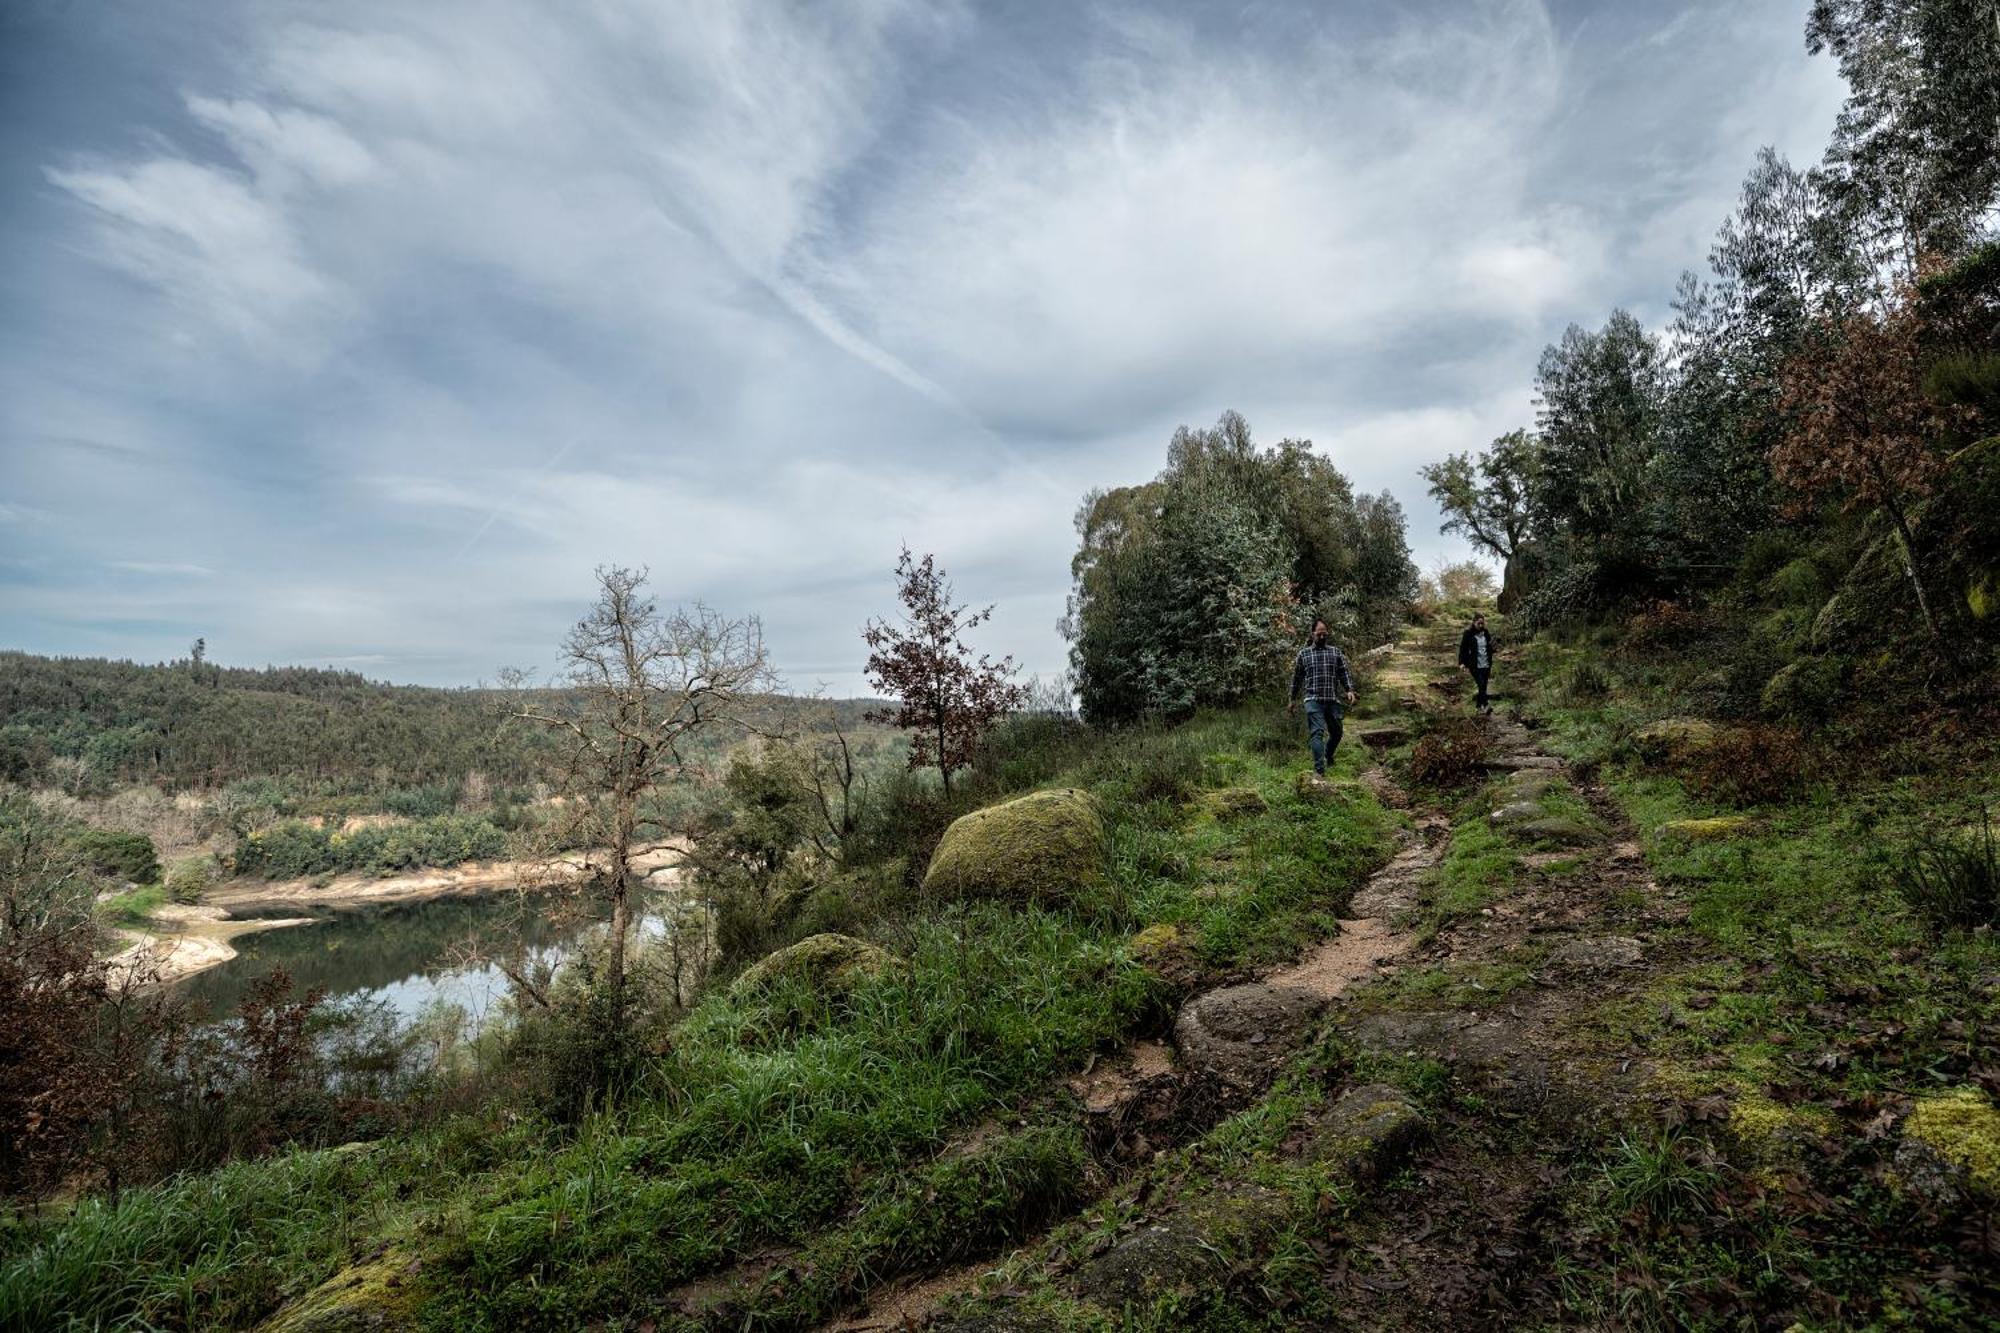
108, 904, 321, 987
110, 843, 689, 986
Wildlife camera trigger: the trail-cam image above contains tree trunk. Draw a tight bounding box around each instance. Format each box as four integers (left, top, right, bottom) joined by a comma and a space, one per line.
1878, 480, 1941, 642
607, 788, 634, 1019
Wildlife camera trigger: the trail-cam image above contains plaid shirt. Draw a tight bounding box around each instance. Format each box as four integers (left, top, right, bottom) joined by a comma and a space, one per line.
1290, 642, 1353, 705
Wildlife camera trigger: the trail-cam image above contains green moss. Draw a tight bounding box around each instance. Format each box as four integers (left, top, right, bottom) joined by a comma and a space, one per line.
1129, 922, 1184, 959
1905, 1088, 2000, 1193
1199, 786, 1268, 820
1968, 566, 1998, 621
923, 787, 1108, 907
1656, 816, 1755, 842
728, 932, 903, 1001
1728, 1095, 1832, 1159
256, 1251, 422, 1332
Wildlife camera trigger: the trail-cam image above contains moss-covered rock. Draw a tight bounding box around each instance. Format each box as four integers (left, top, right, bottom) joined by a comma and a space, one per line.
1760, 657, 1845, 721
1512, 817, 1601, 847
1129, 922, 1184, 960
923, 788, 1107, 907
1292, 772, 1354, 805
1903, 1087, 2000, 1195
1488, 800, 1546, 828
1657, 816, 1755, 842
1968, 565, 1999, 621
1200, 787, 1268, 821
1303, 1083, 1426, 1179
728, 933, 902, 1001
257, 1252, 421, 1333
1633, 718, 1717, 764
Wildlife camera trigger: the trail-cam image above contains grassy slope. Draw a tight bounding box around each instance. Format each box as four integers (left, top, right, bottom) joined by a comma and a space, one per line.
0, 706, 1398, 1332
1508, 629, 2000, 1329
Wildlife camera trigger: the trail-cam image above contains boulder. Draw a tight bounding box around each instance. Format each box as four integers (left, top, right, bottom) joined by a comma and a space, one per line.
1292, 772, 1354, 805
1488, 800, 1545, 828
1174, 982, 1326, 1086
1760, 657, 1844, 721
257, 1252, 421, 1333
1633, 718, 1717, 764
1200, 787, 1268, 821
923, 788, 1107, 907
1302, 1083, 1426, 1179
728, 933, 902, 1002
1357, 724, 1409, 748
1073, 1187, 1285, 1310
1656, 816, 1755, 842
1499, 771, 1558, 801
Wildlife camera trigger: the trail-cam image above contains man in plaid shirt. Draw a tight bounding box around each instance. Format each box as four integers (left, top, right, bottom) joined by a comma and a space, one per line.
1286, 618, 1357, 777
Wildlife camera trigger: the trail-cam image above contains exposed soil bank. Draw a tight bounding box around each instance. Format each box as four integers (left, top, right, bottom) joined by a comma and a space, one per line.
204, 841, 687, 913
108, 904, 321, 986
112, 842, 688, 986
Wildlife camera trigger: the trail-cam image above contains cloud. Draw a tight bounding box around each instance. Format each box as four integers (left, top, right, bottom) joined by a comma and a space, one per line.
107, 561, 216, 577
3, 0, 1851, 691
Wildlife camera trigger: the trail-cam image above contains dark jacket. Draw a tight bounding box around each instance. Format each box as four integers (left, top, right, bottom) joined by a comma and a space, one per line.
1458, 626, 1494, 671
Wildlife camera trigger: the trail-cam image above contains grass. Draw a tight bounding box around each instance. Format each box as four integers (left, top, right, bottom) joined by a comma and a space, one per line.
98, 883, 168, 929
1510, 623, 2000, 1329
2, 702, 1398, 1332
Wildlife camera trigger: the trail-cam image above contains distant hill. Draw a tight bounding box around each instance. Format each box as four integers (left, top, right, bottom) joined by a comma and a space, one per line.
0, 650, 880, 793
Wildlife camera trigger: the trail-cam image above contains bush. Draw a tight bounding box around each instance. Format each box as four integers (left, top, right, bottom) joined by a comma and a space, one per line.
1408, 718, 1488, 788
68, 827, 159, 884
163, 855, 219, 903
230, 815, 508, 879
1677, 725, 1813, 806
1892, 816, 2000, 931
1563, 659, 1610, 700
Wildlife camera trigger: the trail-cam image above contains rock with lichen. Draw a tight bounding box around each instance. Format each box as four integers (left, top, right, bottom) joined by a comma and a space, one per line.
1895, 1087, 2000, 1204
1656, 816, 1756, 842
256, 1251, 421, 1333
923, 788, 1107, 907
728, 933, 903, 1002
1200, 787, 1268, 821
1633, 717, 1718, 764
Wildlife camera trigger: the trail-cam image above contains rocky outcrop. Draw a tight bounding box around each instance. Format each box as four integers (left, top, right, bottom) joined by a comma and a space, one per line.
728, 933, 903, 1002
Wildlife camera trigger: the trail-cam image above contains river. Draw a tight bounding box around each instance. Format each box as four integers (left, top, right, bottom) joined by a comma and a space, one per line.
175, 888, 693, 1024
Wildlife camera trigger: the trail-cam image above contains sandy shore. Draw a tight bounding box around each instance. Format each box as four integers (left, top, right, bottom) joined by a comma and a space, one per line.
204, 842, 687, 913
107, 904, 321, 987
110, 843, 688, 986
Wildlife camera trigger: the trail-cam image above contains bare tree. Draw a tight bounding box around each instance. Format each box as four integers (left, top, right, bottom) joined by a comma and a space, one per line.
508, 567, 773, 1022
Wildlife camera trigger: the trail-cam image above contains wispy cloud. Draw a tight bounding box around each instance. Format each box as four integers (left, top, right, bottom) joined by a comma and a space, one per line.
2, 0, 1846, 689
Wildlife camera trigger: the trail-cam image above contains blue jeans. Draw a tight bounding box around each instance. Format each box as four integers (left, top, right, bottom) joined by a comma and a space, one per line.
1305, 699, 1342, 774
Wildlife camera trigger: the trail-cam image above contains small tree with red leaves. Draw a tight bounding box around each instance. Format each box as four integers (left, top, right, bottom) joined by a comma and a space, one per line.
1773, 286, 1975, 641
864, 549, 1026, 794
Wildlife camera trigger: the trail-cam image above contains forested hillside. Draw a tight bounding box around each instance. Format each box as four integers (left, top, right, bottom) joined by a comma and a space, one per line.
3, 3, 1998, 1331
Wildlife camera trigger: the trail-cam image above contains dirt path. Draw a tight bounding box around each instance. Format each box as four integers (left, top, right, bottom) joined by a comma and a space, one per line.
879, 624, 1678, 1330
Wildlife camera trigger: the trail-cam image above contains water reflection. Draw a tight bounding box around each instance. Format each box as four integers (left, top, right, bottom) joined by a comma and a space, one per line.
177, 890, 683, 1024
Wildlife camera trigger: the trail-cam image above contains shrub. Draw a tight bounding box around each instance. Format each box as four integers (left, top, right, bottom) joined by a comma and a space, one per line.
1677, 725, 1813, 806
68, 828, 159, 884
1408, 719, 1488, 788
163, 855, 219, 903
1562, 659, 1610, 700
1622, 600, 1713, 652
1893, 816, 2000, 931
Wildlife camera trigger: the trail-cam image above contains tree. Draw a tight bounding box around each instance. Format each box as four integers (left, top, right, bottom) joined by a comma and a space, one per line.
863, 549, 1025, 794
1420, 430, 1541, 564
511, 567, 773, 1023
1773, 288, 1976, 638
1807, 0, 2000, 268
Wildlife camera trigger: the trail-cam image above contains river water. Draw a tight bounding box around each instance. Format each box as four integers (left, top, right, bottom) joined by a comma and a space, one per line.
176, 889, 689, 1025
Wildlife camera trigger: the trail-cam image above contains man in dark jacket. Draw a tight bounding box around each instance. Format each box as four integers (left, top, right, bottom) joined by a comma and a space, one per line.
1287, 619, 1356, 776
1458, 614, 1495, 714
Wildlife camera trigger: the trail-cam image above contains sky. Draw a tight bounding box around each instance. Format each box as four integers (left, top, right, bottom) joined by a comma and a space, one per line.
0, 0, 1845, 696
